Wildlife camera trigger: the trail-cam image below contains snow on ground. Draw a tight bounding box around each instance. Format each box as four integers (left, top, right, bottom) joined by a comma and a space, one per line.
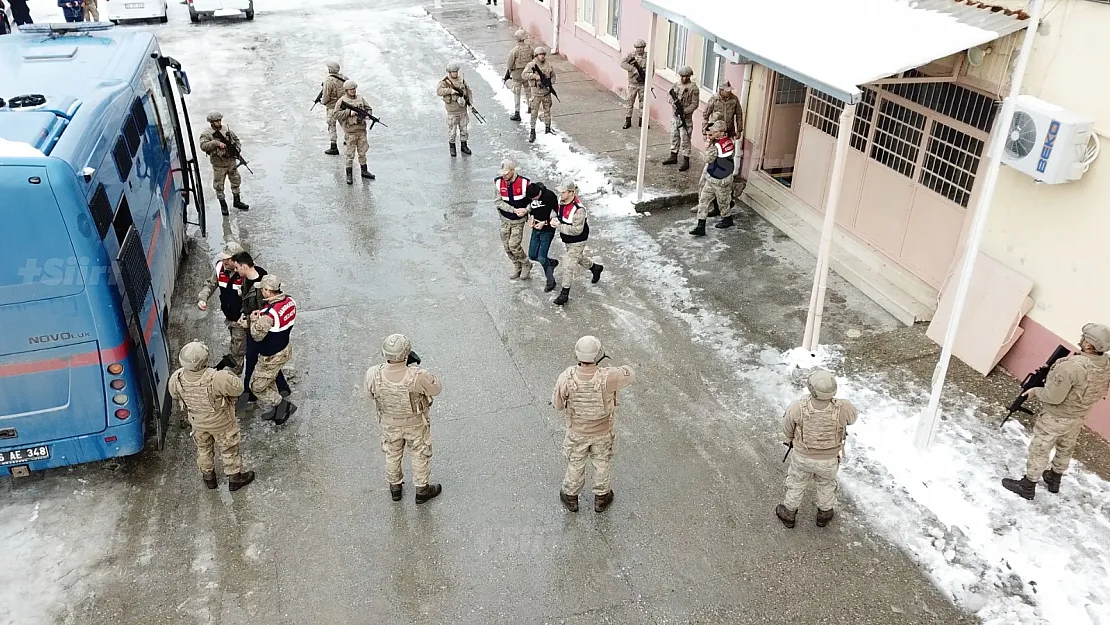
425, 10, 1110, 624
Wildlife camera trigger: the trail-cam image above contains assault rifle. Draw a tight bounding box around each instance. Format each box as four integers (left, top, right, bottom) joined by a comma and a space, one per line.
447, 79, 485, 124
668, 87, 687, 130
535, 67, 560, 102
503, 69, 512, 84
339, 100, 388, 130
1000, 344, 1072, 427
782, 441, 793, 463
212, 130, 253, 174
311, 88, 322, 111
629, 58, 645, 83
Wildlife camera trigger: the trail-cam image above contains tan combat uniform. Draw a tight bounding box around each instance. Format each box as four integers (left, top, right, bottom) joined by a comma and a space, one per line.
782, 396, 858, 511
553, 197, 595, 290
619, 50, 647, 118
330, 94, 373, 167
321, 71, 349, 144
169, 367, 246, 477
437, 75, 473, 144
495, 174, 532, 277
552, 363, 637, 496
197, 262, 246, 375
1025, 353, 1110, 481
249, 293, 294, 407
669, 81, 699, 158
84, 0, 99, 21
522, 58, 557, 130
198, 126, 243, 202
365, 362, 443, 488
506, 41, 534, 114
704, 92, 746, 200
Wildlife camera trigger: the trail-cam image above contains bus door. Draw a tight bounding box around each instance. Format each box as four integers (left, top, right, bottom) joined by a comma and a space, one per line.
156, 55, 206, 238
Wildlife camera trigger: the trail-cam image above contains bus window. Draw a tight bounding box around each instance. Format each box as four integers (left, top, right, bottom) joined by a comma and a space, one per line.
112, 136, 132, 181
130, 97, 150, 147
88, 183, 112, 240
112, 195, 134, 244
122, 113, 140, 157
142, 65, 170, 151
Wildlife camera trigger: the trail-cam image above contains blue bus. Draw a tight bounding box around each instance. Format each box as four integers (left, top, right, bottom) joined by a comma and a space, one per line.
0, 23, 208, 475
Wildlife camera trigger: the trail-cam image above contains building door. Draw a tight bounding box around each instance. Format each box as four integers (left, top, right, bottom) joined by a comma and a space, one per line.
760, 73, 807, 182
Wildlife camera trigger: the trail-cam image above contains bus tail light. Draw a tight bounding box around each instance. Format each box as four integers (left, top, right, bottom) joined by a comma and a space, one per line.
112, 394, 128, 405
110, 379, 126, 390
114, 409, 130, 420
105, 436, 118, 443
107, 363, 124, 375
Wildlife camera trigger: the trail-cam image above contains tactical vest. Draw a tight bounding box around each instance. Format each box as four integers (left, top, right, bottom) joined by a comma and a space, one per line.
215, 260, 244, 321
256, 295, 296, 356
557, 199, 589, 244
566, 366, 613, 435
707, 137, 736, 180
173, 369, 231, 431
798, 399, 845, 453
496, 175, 531, 219
1057, 354, 1110, 418
372, 365, 430, 427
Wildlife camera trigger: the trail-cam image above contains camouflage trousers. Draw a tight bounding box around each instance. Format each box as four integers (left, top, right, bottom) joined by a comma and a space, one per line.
560, 241, 594, 289
250, 344, 292, 407
500, 219, 528, 267
783, 453, 840, 511
344, 130, 368, 167
212, 163, 241, 201
192, 422, 243, 476
325, 104, 338, 143
381, 423, 433, 487
624, 84, 644, 117
1025, 412, 1084, 481
670, 116, 693, 157
225, 321, 247, 376
697, 175, 735, 219
447, 110, 470, 143
84, 0, 99, 21
511, 74, 532, 112
529, 93, 553, 129
562, 430, 614, 497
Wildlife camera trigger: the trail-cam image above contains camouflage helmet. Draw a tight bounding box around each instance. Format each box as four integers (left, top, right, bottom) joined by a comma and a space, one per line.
1082, 323, 1110, 352
500, 158, 517, 175
556, 178, 578, 193
677, 66, 694, 77
446, 62, 460, 73
534, 46, 549, 56
634, 39, 646, 48
326, 60, 340, 74
807, 370, 838, 401
574, 335, 603, 363
343, 79, 358, 90
206, 111, 223, 123
218, 240, 244, 260
708, 111, 725, 123
515, 29, 528, 41
708, 121, 727, 133
179, 341, 210, 372
382, 334, 412, 362
718, 79, 733, 91
259, 274, 282, 292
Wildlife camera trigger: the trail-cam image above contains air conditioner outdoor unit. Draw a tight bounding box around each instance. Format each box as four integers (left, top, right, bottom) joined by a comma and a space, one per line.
1001, 94, 1096, 184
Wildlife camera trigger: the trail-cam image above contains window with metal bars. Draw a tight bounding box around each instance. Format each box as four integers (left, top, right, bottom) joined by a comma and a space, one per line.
870, 98, 926, 178
920, 121, 984, 208
849, 88, 877, 152
116, 225, 152, 318
804, 90, 843, 137
882, 70, 997, 133
775, 75, 807, 105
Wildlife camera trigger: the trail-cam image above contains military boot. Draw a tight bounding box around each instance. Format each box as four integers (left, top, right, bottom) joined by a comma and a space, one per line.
543, 260, 557, 292
509, 111, 522, 122
545, 123, 554, 135
228, 470, 256, 492
449, 142, 457, 157
775, 504, 797, 529
594, 490, 614, 513
460, 141, 472, 155
360, 164, 376, 180
707, 199, 720, 217
1042, 469, 1063, 494
662, 152, 678, 165
815, 508, 835, 527
519, 260, 533, 280
324, 142, 339, 155
346, 167, 354, 185
219, 198, 229, 216
510, 262, 522, 280
689, 219, 707, 236
415, 483, 442, 504
527, 104, 532, 114
553, 287, 570, 306
622, 117, 632, 129
389, 483, 403, 502
528, 128, 536, 143
589, 263, 604, 284
638, 117, 642, 127
1001, 476, 1036, 500
202, 472, 218, 490
715, 215, 735, 229
679, 156, 690, 172
273, 399, 298, 426
560, 490, 579, 512
233, 195, 249, 211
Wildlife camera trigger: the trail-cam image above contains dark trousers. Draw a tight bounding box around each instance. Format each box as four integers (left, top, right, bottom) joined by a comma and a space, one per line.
10, 0, 33, 25
528, 228, 555, 266
244, 339, 290, 399
62, 7, 85, 22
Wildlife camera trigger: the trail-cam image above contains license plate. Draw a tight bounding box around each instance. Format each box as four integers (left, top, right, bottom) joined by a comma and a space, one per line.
125, 3, 145, 8
0, 445, 50, 466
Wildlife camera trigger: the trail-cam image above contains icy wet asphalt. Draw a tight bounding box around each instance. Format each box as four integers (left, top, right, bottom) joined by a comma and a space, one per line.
1, 1, 977, 623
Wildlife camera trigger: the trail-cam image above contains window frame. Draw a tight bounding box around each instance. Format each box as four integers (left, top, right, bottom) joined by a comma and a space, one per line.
700, 42, 726, 98
665, 21, 688, 73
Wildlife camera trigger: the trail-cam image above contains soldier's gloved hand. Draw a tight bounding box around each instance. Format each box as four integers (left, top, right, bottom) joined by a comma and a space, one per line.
197, 300, 207, 311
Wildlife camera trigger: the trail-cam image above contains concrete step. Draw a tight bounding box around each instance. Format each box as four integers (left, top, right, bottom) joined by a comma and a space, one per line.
744, 176, 936, 326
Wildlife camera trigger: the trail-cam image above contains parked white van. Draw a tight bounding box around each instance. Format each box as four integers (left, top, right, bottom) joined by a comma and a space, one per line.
187, 0, 254, 22
105, 0, 169, 23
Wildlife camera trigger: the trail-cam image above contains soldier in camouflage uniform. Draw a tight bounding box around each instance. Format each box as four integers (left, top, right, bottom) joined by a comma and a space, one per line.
552, 336, 636, 513
1002, 323, 1110, 499
522, 47, 557, 143
248, 275, 298, 425
365, 334, 443, 504
330, 80, 376, 184
776, 370, 858, 529
703, 79, 747, 206
505, 29, 534, 121
198, 111, 249, 215
549, 179, 603, 306
619, 39, 647, 129
197, 241, 247, 375
321, 61, 349, 155
661, 66, 699, 172
169, 342, 255, 491
437, 62, 474, 157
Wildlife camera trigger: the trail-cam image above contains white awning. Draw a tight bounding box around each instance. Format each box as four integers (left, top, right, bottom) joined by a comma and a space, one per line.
641, 0, 1030, 103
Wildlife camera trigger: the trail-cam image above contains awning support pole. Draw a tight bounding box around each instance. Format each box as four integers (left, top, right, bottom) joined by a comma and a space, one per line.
635, 13, 658, 201
802, 103, 856, 352
913, 0, 1046, 450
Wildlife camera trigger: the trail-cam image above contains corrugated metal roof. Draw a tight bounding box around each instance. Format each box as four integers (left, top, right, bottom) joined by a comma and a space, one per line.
641, 0, 1031, 103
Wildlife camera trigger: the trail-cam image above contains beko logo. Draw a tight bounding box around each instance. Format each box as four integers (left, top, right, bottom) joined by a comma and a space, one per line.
27, 332, 91, 345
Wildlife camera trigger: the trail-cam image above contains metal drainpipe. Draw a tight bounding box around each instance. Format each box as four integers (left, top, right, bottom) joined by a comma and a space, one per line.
552, 0, 561, 54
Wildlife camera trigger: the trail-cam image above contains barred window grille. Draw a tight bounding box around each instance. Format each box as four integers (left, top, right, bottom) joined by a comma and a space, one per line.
850, 88, 877, 152
870, 98, 926, 178
774, 75, 807, 105
804, 89, 844, 137
920, 121, 984, 208
117, 226, 152, 317
882, 70, 997, 133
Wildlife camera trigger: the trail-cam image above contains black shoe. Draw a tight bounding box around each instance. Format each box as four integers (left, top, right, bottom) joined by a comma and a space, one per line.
528, 128, 536, 143
449, 142, 457, 157
346, 167, 353, 185
202, 472, 218, 490
594, 491, 614, 513
390, 483, 403, 501
715, 215, 734, 229
233, 195, 249, 211
1042, 470, 1063, 494
360, 165, 375, 180
775, 504, 797, 528
544, 123, 554, 135
622, 116, 631, 129
273, 399, 298, 426
415, 484, 442, 504
662, 152, 678, 165
679, 157, 690, 172
460, 141, 471, 155
553, 287, 570, 305
543, 262, 556, 292
815, 508, 835, 527
560, 490, 579, 512
219, 198, 229, 216
638, 117, 642, 127
260, 405, 277, 421
229, 471, 255, 492
689, 219, 706, 236
214, 354, 237, 371
1001, 476, 1036, 500
707, 202, 720, 218
324, 142, 339, 155
509, 111, 521, 121
589, 263, 603, 284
